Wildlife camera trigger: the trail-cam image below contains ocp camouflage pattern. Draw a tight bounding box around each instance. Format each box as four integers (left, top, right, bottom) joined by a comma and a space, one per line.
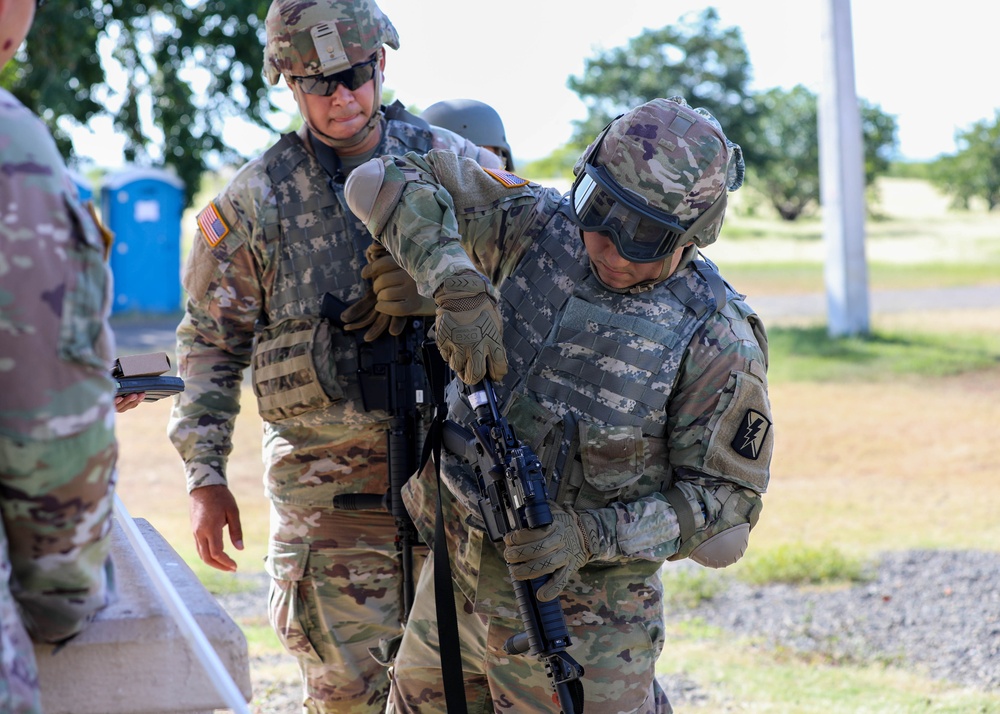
264, 0, 400, 82
573, 96, 745, 248
350, 105, 772, 710
168, 120, 499, 504
168, 114, 500, 713
0, 88, 118, 714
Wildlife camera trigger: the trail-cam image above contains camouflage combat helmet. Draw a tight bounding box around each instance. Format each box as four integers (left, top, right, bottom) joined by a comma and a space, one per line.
264, 0, 400, 85
422, 99, 515, 171
570, 97, 744, 261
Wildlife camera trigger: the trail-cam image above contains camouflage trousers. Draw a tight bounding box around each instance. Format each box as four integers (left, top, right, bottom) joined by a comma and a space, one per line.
388, 547, 672, 713
0, 428, 117, 714
266, 501, 426, 713
0, 523, 41, 714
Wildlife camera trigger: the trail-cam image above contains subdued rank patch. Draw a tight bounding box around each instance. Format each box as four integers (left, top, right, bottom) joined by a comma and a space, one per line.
730, 409, 771, 460
197, 202, 230, 247
483, 167, 530, 188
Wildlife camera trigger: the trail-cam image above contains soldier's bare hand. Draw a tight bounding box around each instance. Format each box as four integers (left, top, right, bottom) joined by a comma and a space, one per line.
189, 485, 243, 572
114, 392, 145, 412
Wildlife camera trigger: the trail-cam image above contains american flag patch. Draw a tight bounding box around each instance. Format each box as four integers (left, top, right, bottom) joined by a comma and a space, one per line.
197, 202, 230, 247
483, 168, 530, 189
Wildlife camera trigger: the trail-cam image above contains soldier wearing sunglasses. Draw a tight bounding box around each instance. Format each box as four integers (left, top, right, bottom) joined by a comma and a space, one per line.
168, 1, 502, 712
345, 97, 773, 712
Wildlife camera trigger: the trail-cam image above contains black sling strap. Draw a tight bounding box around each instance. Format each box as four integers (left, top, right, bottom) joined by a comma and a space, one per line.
417, 341, 469, 713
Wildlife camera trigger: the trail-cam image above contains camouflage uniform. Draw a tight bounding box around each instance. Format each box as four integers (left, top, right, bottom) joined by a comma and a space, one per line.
167, 2, 501, 706
0, 88, 118, 714
347, 98, 773, 712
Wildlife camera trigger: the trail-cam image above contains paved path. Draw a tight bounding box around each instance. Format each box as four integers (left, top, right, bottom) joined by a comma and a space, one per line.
746, 284, 1000, 320
111, 313, 183, 357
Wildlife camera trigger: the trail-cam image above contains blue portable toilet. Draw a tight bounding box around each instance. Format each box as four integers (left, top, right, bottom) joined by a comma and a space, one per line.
67, 169, 93, 203
100, 168, 185, 314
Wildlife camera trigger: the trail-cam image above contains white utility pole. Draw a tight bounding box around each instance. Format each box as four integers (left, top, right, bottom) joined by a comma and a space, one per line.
818, 0, 870, 337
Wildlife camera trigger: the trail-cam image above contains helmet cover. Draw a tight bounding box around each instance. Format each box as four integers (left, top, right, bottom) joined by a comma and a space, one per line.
572, 96, 743, 249
264, 0, 399, 85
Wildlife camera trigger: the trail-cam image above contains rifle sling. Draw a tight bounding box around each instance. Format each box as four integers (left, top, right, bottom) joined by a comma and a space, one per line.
420, 412, 469, 713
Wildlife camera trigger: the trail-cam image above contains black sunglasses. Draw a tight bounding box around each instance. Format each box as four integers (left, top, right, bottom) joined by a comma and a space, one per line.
291, 55, 378, 97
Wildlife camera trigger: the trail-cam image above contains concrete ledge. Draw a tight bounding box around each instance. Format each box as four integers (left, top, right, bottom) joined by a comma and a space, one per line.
34, 518, 252, 714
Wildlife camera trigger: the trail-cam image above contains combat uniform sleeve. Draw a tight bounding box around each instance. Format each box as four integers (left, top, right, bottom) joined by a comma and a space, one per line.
587, 307, 772, 567
168, 176, 271, 493
345, 149, 542, 296
0, 89, 118, 644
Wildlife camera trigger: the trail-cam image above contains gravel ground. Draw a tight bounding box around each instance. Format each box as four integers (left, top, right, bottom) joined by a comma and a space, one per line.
215, 549, 1000, 711
661, 549, 1000, 708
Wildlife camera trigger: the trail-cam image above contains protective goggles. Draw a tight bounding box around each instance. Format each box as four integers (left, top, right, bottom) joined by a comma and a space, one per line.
568, 123, 727, 263
292, 55, 378, 96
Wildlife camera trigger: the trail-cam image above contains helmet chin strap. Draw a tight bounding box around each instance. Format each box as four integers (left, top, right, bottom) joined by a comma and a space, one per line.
289, 49, 385, 150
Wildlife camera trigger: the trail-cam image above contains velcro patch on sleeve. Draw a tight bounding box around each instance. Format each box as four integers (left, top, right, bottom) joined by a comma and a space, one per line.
730, 409, 771, 460
703, 371, 773, 492
196, 202, 231, 247
483, 168, 530, 189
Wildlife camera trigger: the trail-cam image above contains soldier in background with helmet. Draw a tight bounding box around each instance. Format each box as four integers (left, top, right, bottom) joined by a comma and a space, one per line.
345, 97, 772, 712
0, 1, 119, 712
422, 98, 516, 171
166, 0, 501, 710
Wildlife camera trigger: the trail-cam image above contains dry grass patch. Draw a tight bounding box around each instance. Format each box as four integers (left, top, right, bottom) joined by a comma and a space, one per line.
754, 366, 1000, 558
114, 389, 272, 572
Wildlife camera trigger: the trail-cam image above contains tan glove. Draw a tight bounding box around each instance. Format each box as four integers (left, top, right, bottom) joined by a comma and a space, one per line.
433, 272, 508, 384
341, 243, 435, 341
503, 502, 603, 602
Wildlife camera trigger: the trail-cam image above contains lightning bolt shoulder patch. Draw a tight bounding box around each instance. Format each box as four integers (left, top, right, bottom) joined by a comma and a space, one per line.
701, 371, 773, 492
730, 409, 771, 460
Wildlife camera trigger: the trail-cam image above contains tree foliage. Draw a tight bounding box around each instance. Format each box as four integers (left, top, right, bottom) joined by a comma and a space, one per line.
745, 85, 897, 220
745, 85, 821, 221
929, 111, 1000, 210
566, 10, 899, 222
566, 9, 758, 163
5, 0, 274, 206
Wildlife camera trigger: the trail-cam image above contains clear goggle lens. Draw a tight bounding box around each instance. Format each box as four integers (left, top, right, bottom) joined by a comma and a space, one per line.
570, 164, 689, 263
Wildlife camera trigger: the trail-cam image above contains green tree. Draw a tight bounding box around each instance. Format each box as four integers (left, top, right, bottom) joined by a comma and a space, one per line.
4, 1, 274, 206
747, 85, 897, 220
747, 85, 820, 221
929, 111, 1000, 210
566, 8, 757, 163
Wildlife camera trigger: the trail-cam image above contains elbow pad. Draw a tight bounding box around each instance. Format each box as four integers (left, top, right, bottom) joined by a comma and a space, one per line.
689, 523, 750, 568
344, 157, 406, 237
665, 480, 762, 569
